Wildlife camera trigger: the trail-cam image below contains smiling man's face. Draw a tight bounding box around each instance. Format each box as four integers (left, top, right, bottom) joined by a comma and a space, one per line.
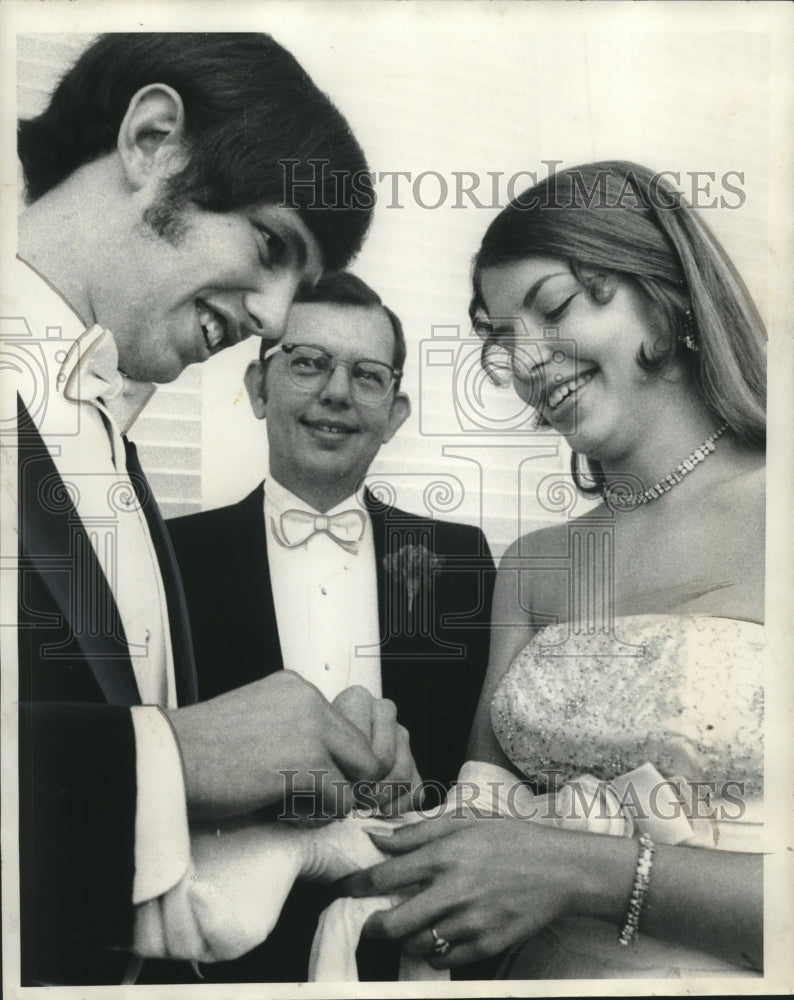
100, 196, 324, 384
246, 301, 410, 511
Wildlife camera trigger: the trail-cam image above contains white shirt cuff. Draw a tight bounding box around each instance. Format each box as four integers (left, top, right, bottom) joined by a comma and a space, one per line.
130, 706, 190, 904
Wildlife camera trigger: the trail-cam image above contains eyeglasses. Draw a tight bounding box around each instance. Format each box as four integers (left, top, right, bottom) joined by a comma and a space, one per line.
262, 343, 402, 402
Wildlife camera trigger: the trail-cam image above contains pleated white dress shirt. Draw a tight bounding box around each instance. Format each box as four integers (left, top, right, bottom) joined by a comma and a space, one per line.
264, 474, 382, 701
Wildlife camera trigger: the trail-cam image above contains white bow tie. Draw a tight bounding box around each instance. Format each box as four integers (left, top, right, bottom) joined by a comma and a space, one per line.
60, 324, 155, 434
273, 508, 367, 553
62, 325, 124, 402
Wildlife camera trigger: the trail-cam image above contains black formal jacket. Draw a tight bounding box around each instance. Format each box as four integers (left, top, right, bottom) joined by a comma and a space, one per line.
16, 397, 197, 986
168, 481, 496, 795
165, 481, 496, 984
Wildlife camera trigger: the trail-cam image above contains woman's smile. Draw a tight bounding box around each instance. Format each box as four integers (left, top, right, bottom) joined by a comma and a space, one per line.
544, 367, 598, 415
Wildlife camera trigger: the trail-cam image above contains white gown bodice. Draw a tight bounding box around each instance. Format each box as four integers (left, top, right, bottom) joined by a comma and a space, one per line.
493, 614, 764, 797
489, 614, 766, 979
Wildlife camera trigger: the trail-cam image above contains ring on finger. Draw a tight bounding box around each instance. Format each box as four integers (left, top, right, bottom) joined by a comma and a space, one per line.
430, 926, 451, 955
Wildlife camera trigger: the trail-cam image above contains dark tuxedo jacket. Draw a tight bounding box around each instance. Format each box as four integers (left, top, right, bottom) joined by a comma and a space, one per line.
16, 397, 197, 986
168, 481, 495, 795
166, 481, 495, 984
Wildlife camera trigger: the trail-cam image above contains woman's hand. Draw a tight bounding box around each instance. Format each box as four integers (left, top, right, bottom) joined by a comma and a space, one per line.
341, 804, 764, 972
339, 810, 624, 968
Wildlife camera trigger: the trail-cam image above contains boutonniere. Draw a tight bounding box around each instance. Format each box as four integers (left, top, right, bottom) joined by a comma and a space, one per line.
383, 543, 446, 615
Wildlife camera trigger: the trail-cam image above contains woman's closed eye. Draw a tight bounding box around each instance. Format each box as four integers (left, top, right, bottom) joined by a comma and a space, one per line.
542, 292, 578, 322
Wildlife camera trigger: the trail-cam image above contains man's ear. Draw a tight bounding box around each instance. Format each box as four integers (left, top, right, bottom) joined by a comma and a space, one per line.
244, 361, 268, 420
381, 392, 411, 444
117, 84, 187, 191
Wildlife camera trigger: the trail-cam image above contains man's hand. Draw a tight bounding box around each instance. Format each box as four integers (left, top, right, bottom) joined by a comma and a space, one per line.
167, 671, 391, 821
332, 685, 423, 816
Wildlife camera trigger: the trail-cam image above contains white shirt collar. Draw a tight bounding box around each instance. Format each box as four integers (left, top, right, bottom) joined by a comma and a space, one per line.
265, 470, 368, 521
60, 325, 156, 435
17, 256, 156, 435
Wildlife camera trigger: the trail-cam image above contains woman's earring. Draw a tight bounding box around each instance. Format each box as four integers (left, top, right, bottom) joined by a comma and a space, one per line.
681, 309, 699, 352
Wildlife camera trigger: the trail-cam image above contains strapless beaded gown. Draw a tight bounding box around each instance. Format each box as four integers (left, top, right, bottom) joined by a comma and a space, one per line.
490, 614, 766, 979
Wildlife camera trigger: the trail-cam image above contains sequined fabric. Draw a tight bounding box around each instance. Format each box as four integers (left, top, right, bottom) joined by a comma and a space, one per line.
492, 615, 765, 797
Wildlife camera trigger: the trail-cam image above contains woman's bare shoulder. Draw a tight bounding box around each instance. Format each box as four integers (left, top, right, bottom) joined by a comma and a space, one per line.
497, 522, 573, 624
712, 459, 766, 526
739, 461, 766, 500
499, 521, 571, 564
728, 456, 765, 490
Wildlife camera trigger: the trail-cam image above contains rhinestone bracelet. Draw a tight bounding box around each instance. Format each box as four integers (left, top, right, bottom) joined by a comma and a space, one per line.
618, 832, 655, 946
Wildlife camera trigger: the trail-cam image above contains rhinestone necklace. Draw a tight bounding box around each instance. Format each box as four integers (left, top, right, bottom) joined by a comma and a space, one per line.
603, 423, 729, 512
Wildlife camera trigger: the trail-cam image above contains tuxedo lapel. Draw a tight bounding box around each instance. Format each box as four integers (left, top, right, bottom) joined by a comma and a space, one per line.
124, 438, 197, 705
17, 396, 140, 707
364, 490, 495, 795
365, 492, 390, 654
240, 482, 283, 678
364, 491, 420, 653
365, 489, 462, 661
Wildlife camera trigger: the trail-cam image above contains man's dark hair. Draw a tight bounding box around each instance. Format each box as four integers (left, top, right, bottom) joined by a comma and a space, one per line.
18, 33, 372, 269
260, 272, 406, 383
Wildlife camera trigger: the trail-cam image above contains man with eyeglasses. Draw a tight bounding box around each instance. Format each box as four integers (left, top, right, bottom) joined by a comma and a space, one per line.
167, 272, 496, 981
